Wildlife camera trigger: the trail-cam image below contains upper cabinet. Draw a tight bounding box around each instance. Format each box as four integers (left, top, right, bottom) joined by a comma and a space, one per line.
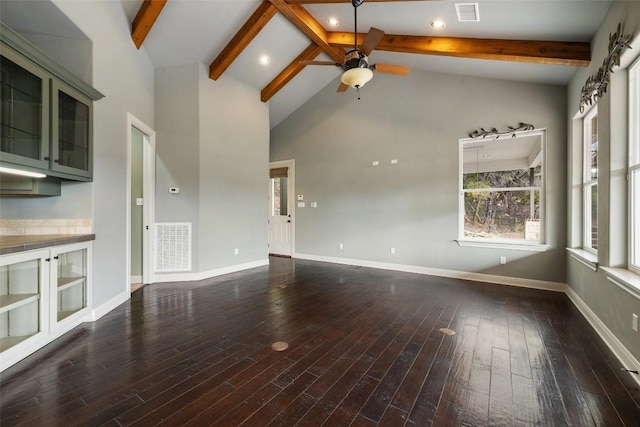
0, 48, 50, 171
0, 23, 103, 182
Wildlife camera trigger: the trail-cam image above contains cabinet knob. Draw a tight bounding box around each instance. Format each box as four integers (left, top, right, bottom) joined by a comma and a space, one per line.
54, 256, 59, 260
45, 258, 51, 262
44, 157, 50, 161
54, 159, 59, 163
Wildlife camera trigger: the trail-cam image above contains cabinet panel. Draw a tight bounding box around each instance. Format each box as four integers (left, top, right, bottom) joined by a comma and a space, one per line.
51, 244, 90, 325
0, 251, 46, 353
0, 47, 50, 170
51, 80, 92, 179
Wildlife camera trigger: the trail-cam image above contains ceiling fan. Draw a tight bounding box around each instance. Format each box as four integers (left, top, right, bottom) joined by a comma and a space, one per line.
301, 0, 410, 98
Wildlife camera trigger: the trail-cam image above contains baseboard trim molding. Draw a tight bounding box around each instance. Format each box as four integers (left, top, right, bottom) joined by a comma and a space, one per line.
91, 289, 130, 321
130, 275, 142, 284
293, 253, 565, 292
565, 286, 640, 387
154, 259, 269, 283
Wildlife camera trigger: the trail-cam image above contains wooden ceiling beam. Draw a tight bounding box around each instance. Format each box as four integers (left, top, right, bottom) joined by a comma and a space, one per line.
268, 0, 345, 63
131, 0, 168, 49
327, 32, 591, 66
209, 1, 278, 80
261, 43, 324, 102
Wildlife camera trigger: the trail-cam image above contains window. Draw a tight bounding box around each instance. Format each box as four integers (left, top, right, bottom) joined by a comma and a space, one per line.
270, 167, 288, 216
460, 130, 545, 245
583, 106, 598, 254
630, 58, 640, 273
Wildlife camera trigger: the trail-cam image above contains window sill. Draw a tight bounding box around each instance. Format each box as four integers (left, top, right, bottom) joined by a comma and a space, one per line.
456, 239, 549, 252
566, 248, 598, 271
601, 267, 640, 300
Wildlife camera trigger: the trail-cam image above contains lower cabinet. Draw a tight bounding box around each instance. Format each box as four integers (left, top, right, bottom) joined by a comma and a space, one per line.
0, 241, 92, 371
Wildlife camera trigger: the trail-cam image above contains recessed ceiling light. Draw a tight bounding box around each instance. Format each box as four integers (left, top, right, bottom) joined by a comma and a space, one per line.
430, 19, 446, 29
259, 55, 271, 65
327, 17, 339, 27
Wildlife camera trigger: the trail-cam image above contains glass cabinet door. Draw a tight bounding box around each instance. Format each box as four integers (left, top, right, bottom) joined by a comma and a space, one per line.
0, 48, 50, 170
0, 253, 46, 353
51, 80, 92, 178
53, 247, 87, 322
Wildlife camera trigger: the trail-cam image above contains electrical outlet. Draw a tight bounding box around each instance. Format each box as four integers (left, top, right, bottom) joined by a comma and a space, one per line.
339, 243, 343, 250
390, 247, 396, 254
234, 248, 239, 255
372, 161, 379, 166
500, 256, 507, 264
633, 314, 639, 333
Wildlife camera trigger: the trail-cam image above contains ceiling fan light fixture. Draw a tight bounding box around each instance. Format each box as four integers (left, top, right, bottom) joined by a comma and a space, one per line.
341, 67, 373, 88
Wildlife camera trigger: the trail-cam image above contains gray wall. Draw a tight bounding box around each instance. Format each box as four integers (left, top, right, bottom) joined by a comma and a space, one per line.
197, 69, 269, 270
271, 69, 567, 283
155, 63, 269, 275
566, 1, 640, 360
155, 63, 202, 270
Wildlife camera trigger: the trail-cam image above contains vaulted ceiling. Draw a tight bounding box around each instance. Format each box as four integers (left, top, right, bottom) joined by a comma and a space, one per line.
129, 1, 611, 127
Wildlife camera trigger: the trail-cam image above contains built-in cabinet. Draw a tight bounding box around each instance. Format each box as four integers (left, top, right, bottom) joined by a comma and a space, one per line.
0, 241, 91, 371
0, 23, 102, 182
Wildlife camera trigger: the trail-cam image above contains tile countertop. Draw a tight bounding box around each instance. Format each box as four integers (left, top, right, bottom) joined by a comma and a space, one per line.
0, 234, 95, 255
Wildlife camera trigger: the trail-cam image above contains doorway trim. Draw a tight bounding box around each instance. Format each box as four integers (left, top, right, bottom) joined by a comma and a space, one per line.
269, 159, 295, 257
126, 113, 156, 290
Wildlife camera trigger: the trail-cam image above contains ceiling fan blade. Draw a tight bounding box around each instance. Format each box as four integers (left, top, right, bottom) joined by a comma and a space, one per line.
337, 82, 349, 92
372, 63, 411, 76
300, 60, 340, 66
360, 27, 385, 56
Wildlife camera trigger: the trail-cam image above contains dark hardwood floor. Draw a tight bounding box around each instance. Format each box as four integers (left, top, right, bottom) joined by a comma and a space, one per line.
2, 257, 640, 426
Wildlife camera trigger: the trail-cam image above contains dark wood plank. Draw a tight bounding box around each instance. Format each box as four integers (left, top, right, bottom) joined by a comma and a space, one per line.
1, 257, 637, 427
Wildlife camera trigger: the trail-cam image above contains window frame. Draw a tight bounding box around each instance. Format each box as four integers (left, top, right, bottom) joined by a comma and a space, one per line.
457, 128, 548, 251
582, 106, 599, 255
629, 56, 640, 274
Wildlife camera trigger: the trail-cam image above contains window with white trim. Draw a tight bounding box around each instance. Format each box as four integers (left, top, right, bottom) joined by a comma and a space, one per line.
629, 58, 640, 273
460, 130, 545, 244
583, 107, 598, 253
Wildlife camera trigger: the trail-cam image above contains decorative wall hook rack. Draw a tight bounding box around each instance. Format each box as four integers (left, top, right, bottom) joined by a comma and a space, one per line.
468, 123, 534, 139
579, 22, 632, 113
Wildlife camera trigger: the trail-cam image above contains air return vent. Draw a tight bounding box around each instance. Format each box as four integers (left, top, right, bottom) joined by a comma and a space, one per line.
455, 2, 480, 22
155, 222, 192, 272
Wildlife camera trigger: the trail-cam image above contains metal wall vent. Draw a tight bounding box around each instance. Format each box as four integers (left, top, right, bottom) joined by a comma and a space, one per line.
155, 222, 192, 272
455, 2, 480, 22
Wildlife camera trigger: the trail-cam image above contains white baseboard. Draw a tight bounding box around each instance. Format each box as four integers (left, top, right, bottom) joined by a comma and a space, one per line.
91, 289, 130, 321
154, 259, 269, 283
130, 275, 142, 284
294, 253, 566, 292
565, 286, 640, 387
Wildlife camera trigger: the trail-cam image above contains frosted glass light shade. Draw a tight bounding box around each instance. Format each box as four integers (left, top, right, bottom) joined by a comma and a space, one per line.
341, 67, 373, 88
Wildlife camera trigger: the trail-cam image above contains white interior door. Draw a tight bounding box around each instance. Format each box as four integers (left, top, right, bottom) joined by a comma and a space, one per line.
127, 114, 156, 289
268, 161, 294, 256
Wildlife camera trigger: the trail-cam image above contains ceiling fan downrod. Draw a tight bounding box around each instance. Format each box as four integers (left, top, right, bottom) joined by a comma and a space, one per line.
352, 0, 364, 52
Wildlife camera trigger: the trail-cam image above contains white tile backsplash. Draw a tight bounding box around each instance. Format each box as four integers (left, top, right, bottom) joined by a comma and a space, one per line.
0, 219, 93, 235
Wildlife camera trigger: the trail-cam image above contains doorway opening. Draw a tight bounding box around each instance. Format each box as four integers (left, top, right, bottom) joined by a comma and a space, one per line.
127, 114, 156, 293
268, 160, 295, 257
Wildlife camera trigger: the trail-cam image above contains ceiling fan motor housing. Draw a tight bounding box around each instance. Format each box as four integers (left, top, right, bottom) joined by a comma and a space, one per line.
344, 50, 370, 70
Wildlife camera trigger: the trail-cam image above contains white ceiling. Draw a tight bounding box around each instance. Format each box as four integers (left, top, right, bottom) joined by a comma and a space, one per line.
3, 0, 613, 128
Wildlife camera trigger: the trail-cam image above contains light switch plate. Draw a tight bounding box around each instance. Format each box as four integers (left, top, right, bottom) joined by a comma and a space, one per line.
297, 202, 305, 208
136, 198, 144, 206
